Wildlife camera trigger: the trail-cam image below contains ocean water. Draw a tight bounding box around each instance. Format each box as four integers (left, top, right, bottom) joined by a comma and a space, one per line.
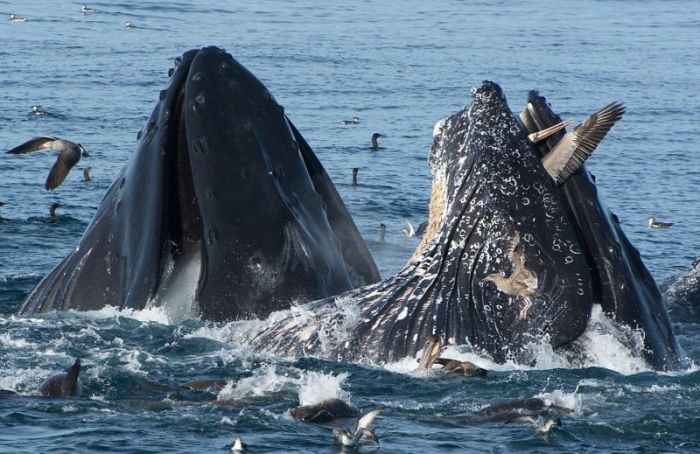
1, 1, 699, 452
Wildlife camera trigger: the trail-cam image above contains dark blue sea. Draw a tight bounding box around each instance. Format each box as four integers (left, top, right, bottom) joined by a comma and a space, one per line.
1, 1, 700, 452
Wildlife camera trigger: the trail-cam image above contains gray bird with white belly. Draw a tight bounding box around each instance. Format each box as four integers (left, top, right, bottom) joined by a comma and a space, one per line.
6, 137, 90, 190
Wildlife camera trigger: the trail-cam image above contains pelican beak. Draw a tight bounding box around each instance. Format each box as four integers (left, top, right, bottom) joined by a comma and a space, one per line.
527, 118, 572, 143
418, 335, 443, 370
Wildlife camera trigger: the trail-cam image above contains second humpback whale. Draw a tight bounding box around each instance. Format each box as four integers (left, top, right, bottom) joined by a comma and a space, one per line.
246, 81, 682, 370
18, 47, 380, 321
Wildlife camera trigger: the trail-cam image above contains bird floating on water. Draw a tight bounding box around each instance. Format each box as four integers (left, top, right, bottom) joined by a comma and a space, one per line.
379, 223, 386, 243
49, 202, 62, 224
6, 137, 90, 190
10, 14, 27, 22
228, 436, 247, 452
483, 231, 542, 320
371, 132, 385, 150
526, 102, 625, 184
648, 216, 673, 229
31, 105, 49, 116
124, 21, 136, 28
0, 201, 5, 222
352, 167, 358, 186
81, 4, 98, 14
83, 166, 94, 181
332, 407, 384, 448
342, 116, 360, 125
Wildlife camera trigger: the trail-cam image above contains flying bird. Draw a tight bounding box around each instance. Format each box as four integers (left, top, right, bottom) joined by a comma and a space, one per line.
332, 407, 384, 447
6, 137, 90, 190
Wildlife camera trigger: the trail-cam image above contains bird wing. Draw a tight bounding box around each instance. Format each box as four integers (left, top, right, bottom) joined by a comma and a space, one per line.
354, 407, 385, 432
45, 146, 81, 190
404, 219, 415, 237
6, 136, 58, 154
542, 102, 625, 184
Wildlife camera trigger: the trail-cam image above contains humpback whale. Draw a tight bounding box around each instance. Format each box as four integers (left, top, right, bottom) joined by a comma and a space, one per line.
246, 81, 682, 370
18, 47, 380, 320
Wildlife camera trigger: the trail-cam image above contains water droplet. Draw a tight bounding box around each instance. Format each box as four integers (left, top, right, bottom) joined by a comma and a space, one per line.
136, 130, 143, 140
191, 72, 203, 82
219, 62, 229, 71
195, 94, 206, 105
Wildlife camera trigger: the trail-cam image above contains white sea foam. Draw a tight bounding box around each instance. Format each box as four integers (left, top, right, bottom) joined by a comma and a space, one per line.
384, 305, 653, 375
534, 388, 582, 413
215, 364, 351, 407
75, 305, 173, 325
0, 333, 36, 348
297, 371, 351, 406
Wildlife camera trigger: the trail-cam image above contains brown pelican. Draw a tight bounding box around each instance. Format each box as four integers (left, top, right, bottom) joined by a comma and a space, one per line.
371, 133, 385, 150
483, 231, 541, 320
526, 102, 625, 184
6, 137, 90, 190
648, 216, 673, 229
49, 202, 62, 224
418, 335, 487, 376
418, 334, 444, 369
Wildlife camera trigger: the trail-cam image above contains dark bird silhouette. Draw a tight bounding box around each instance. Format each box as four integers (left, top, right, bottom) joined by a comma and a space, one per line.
83, 166, 94, 181
371, 133, 385, 150
6, 137, 90, 190
49, 202, 62, 224
352, 167, 358, 186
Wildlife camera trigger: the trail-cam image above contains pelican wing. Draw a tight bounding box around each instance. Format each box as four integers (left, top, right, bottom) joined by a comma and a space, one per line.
542, 102, 625, 184
6, 136, 57, 154
354, 407, 385, 433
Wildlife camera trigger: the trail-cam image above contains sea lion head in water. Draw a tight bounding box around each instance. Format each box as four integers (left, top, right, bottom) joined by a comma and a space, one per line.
289, 398, 359, 423
38, 358, 83, 397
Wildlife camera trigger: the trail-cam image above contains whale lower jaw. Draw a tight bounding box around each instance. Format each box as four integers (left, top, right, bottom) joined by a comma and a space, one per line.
148, 249, 202, 323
